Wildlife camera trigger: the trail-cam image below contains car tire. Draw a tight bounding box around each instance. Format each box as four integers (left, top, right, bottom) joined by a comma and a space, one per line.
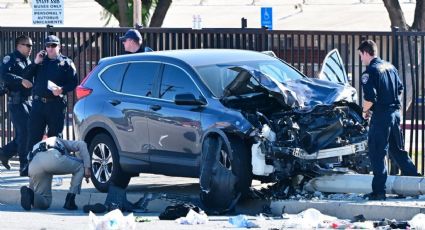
89, 133, 131, 193
199, 134, 252, 211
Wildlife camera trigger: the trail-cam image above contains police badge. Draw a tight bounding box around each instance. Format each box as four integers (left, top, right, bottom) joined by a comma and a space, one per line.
3, 55, 10, 64
361, 73, 369, 84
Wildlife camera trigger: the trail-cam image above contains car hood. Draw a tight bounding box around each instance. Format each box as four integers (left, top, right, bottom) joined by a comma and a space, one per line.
223, 66, 356, 110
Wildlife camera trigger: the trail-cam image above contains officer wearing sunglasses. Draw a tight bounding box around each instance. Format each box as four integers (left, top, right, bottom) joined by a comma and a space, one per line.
23, 35, 78, 176
0, 35, 34, 175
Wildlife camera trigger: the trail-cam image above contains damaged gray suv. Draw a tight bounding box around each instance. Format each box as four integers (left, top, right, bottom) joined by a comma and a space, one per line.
73, 49, 368, 210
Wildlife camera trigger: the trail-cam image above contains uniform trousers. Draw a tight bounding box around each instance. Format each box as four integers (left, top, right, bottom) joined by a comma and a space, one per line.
367, 108, 418, 195
28, 149, 83, 209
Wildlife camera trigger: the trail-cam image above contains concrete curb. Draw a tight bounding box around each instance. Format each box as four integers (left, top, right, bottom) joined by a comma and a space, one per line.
270, 200, 425, 220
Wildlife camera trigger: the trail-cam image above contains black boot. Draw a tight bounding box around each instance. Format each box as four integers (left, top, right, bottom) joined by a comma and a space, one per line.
0, 148, 11, 170
20, 186, 34, 211
63, 193, 78, 210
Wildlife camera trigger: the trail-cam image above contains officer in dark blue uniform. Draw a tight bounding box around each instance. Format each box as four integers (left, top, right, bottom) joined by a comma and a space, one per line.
119, 29, 153, 54
23, 35, 78, 176
0, 35, 33, 174
359, 40, 418, 200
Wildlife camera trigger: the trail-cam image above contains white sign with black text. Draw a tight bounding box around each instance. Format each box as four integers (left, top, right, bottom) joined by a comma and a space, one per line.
32, 0, 64, 25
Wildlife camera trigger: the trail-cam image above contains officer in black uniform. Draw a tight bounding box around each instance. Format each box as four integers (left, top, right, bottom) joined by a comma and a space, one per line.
0, 35, 33, 174
359, 40, 418, 200
23, 35, 78, 176
119, 29, 153, 54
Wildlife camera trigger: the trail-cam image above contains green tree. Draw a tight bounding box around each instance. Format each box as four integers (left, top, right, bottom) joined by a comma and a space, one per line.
94, 0, 172, 27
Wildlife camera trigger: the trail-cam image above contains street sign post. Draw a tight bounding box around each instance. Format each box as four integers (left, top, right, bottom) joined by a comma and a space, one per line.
261, 7, 273, 30
32, 0, 64, 25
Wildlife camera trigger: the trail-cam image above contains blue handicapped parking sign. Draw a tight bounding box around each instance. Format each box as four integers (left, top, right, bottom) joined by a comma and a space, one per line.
261, 7, 273, 30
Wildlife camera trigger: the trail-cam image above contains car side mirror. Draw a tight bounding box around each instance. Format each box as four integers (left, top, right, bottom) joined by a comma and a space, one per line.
175, 93, 206, 106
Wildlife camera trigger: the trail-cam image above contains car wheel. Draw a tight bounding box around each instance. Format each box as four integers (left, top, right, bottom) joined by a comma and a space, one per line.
199, 134, 252, 211
89, 133, 131, 192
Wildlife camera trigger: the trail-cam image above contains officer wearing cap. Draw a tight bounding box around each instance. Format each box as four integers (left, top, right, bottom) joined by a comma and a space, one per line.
0, 35, 33, 174
119, 29, 153, 54
20, 136, 91, 211
23, 35, 78, 176
359, 40, 418, 201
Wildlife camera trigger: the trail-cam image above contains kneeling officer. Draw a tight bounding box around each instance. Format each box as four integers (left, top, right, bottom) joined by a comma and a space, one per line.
20, 137, 91, 211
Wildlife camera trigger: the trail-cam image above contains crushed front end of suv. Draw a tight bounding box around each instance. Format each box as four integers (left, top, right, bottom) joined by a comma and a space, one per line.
73, 49, 369, 211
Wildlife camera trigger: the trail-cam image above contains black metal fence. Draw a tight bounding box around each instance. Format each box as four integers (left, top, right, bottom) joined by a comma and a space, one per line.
0, 27, 423, 174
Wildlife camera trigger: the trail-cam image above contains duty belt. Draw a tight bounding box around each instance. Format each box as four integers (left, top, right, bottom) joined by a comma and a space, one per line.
34, 95, 62, 103
27, 142, 66, 162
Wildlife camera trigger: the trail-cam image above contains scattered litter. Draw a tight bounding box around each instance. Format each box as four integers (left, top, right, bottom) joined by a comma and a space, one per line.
350, 221, 374, 229
89, 209, 135, 230
409, 213, 425, 230
159, 203, 203, 220
418, 194, 425, 200
373, 218, 410, 229
353, 214, 366, 222
326, 193, 363, 201
228, 215, 259, 228
134, 216, 151, 223
175, 209, 208, 225
281, 208, 337, 229
256, 213, 274, 221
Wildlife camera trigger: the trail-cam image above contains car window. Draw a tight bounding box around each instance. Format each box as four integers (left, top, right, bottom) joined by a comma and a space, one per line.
259, 64, 290, 82
160, 65, 201, 101
100, 63, 128, 91
121, 62, 160, 97
195, 60, 304, 98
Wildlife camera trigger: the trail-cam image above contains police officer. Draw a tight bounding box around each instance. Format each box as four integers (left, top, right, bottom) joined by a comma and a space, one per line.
0, 35, 33, 174
23, 35, 78, 175
20, 136, 91, 210
359, 40, 419, 200
119, 29, 153, 54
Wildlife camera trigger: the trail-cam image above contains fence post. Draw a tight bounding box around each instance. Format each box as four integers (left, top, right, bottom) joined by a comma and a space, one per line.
46, 24, 54, 36
391, 26, 399, 70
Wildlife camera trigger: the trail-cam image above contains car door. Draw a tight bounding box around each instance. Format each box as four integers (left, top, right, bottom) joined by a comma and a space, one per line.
114, 62, 160, 163
147, 63, 203, 176
317, 49, 349, 84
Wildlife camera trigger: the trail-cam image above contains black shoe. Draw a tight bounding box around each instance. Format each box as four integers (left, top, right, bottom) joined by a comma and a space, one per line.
83, 203, 107, 213
0, 149, 11, 170
363, 192, 386, 201
63, 193, 78, 210
20, 186, 34, 211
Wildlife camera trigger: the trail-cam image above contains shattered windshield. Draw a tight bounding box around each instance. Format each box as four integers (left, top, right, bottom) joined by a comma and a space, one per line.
195, 59, 305, 98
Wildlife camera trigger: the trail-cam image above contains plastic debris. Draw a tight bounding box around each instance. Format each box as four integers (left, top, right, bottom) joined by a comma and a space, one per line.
228, 215, 259, 228
281, 208, 337, 229
409, 213, 425, 230
89, 209, 135, 230
175, 209, 208, 225
350, 221, 374, 229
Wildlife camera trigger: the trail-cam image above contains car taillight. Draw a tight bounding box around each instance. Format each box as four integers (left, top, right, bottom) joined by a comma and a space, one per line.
76, 67, 95, 100
76, 85, 92, 100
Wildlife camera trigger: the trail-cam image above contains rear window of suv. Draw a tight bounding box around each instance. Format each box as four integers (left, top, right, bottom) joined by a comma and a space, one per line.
100, 63, 128, 91
122, 62, 160, 97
